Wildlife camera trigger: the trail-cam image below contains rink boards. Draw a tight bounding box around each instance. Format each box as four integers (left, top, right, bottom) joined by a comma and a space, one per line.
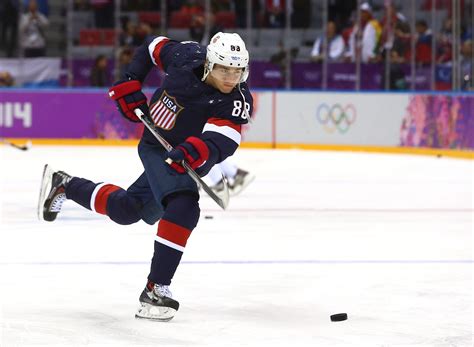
0, 89, 472, 158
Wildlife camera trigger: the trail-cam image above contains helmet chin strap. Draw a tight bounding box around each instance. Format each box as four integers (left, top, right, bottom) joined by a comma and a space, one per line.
201, 61, 211, 82
238, 84, 252, 124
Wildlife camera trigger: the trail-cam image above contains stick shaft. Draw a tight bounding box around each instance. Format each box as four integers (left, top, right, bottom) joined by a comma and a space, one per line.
133, 109, 229, 210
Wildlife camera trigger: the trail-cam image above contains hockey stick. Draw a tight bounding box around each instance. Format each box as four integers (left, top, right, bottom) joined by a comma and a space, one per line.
0, 138, 31, 151
133, 109, 229, 210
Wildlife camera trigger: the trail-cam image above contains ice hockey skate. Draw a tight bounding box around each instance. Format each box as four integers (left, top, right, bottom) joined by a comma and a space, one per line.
210, 179, 226, 194
135, 282, 179, 322
37, 164, 72, 222
229, 169, 255, 196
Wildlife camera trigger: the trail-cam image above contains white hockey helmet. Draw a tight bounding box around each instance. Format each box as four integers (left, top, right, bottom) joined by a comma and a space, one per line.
202, 32, 250, 83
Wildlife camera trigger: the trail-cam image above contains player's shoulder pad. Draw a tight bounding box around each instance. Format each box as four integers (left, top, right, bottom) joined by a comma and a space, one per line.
163, 40, 206, 70
210, 85, 253, 125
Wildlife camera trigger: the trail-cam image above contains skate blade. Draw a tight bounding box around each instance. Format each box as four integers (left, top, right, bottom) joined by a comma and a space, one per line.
135, 303, 177, 322
37, 164, 54, 221
134, 314, 175, 322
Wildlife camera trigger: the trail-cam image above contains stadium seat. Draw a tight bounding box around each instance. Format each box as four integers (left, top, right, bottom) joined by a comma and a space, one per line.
303, 28, 321, 46
103, 29, 117, 46
214, 11, 236, 29
138, 11, 161, 26
79, 29, 102, 46
257, 29, 284, 46
288, 29, 304, 47
72, 12, 94, 41
169, 11, 192, 28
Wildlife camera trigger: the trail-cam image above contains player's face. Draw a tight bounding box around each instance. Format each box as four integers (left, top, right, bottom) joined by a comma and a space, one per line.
207, 64, 243, 93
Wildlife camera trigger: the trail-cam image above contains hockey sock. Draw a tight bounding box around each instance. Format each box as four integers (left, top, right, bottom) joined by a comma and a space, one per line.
65, 177, 103, 210
148, 193, 200, 285
66, 178, 141, 225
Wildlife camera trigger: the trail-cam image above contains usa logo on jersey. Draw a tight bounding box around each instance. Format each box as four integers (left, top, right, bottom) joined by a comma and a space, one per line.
149, 91, 184, 130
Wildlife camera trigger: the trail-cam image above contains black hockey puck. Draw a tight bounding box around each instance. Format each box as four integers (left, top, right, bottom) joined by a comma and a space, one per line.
204, 215, 213, 219
330, 313, 348, 322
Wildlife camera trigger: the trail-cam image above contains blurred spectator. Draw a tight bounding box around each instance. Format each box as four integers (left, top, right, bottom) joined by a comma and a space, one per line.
120, 18, 151, 47
233, 0, 261, 28
134, 22, 152, 46
292, 0, 310, 29
91, 0, 114, 28
461, 14, 472, 42
328, 0, 356, 30
377, 4, 411, 90
208, 14, 224, 40
345, 3, 381, 63
211, 0, 231, 12
461, 40, 472, 90
311, 21, 345, 62
270, 40, 298, 81
415, 20, 433, 65
24, 0, 48, 16
19, 0, 49, 57
379, 3, 411, 63
386, 63, 408, 90
120, 20, 139, 47
181, 0, 204, 16
168, 0, 186, 12
265, 0, 285, 28
0, 0, 19, 57
118, 48, 133, 79
90, 55, 109, 87
190, 14, 205, 43
387, 42, 409, 90
190, 13, 223, 45
74, 0, 89, 10
437, 17, 453, 64
0, 71, 15, 87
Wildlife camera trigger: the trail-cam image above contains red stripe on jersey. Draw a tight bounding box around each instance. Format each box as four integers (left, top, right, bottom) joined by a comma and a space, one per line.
207, 118, 242, 133
152, 38, 170, 70
157, 219, 192, 248
94, 184, 120, 215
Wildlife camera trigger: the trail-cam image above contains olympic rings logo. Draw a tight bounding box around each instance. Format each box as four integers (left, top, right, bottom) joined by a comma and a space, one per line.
316, 103, 357, 134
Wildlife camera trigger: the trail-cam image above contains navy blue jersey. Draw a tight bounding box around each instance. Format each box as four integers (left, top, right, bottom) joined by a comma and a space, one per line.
124, 36, 253, 163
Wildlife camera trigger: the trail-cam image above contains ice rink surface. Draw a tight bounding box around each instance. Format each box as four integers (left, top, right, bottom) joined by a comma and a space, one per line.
0, 145, 472, 347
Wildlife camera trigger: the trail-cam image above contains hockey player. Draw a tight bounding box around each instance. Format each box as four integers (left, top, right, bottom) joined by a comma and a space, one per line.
38, 32, 253, 321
